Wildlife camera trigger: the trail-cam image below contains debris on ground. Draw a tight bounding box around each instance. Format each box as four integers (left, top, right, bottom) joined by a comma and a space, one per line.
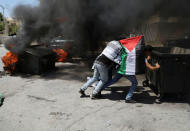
0, 93, 5, 107
27, 95, 56, 102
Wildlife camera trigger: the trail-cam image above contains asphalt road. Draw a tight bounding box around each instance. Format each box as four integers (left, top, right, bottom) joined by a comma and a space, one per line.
0, 45, 190, 131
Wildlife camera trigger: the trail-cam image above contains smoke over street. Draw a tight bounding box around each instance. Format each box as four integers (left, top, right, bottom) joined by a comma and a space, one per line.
1, 1, 190, 131
4, 0, 190, 54
4, 0, 160, 53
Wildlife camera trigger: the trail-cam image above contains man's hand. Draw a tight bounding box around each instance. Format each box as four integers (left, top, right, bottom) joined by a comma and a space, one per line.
155, 63, 160, 69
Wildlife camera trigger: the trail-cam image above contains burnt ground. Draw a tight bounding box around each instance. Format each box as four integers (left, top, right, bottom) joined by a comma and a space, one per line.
0, 45, 190, 131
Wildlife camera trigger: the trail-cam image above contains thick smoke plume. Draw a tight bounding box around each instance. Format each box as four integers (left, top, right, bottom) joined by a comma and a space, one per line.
5, 0, 190, 54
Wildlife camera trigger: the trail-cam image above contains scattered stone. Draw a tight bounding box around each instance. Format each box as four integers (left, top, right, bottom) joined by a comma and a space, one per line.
136, 105, 143, 108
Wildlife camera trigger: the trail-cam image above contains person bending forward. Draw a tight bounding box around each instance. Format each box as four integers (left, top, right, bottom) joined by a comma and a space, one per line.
79, 40, 122, 99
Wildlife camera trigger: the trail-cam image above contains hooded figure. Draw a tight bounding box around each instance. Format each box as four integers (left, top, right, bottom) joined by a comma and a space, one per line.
79, 40, 122, 98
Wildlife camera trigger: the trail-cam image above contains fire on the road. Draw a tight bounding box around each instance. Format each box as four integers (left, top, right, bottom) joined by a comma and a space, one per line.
1, 52, 18, 73
53, 49, 68, 62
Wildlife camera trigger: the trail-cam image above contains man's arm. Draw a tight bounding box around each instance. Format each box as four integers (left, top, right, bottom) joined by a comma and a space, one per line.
145, 61, 160, 71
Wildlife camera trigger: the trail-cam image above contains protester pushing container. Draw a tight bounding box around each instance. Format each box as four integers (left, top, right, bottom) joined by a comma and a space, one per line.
79, 40, 122, 99
144, 46, 190, 99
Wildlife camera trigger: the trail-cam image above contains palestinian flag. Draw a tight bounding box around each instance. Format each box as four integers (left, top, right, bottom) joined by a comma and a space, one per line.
118, 35, 145, 75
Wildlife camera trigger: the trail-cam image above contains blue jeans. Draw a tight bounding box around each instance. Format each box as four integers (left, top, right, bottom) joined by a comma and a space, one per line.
81, 63, 109, 95
102, 73, 138, 100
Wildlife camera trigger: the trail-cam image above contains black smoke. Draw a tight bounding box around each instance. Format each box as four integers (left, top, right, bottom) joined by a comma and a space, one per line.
5, 0, 190, 54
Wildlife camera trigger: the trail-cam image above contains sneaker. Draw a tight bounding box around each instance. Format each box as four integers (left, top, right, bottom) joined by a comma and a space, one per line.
142, 80, 149, 87
97, 91, 102, 98
79, 89, 86, 97
125, 99, 136, 103
90, 94, 99, 99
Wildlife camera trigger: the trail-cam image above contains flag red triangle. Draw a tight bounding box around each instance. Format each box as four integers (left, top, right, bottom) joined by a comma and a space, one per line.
120, 35, 142, 52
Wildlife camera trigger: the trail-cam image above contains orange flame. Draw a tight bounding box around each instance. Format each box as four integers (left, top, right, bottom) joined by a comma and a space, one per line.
53, 49, 68, 62
1, 52, 18, 73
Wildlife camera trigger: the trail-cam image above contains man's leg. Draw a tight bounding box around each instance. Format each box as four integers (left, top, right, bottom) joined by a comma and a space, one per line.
108, 66, 113, 81
92, 64, 109, 97
80, 66, 99, 92
125, 75, 138, 101
142, 68, 150, 87
101, 73, 123, 91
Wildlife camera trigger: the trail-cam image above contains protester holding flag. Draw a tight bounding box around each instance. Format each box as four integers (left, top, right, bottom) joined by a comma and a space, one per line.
101, 35, 144, 103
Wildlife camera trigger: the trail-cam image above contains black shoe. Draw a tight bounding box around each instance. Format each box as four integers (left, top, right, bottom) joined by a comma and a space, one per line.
125, 99, 136, 103
79, 89, 86, 97
142, 80, 149, 87
90, 94, 99, 99
97, 92, 102, 98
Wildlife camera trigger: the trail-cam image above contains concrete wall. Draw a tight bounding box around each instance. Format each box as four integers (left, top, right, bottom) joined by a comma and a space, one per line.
138, 16, 190, 44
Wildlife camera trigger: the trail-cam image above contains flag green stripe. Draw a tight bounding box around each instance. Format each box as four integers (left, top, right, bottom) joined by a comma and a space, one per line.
117, 44, 127, 75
